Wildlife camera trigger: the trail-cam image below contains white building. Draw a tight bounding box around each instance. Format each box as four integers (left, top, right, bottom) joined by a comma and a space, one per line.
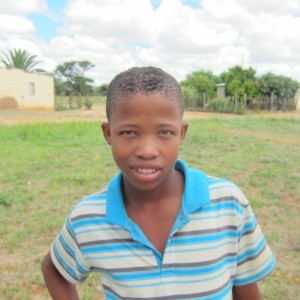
0, 67, 54, 110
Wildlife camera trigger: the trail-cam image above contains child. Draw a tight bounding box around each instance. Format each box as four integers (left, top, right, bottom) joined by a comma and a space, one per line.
42, 67, 275, 299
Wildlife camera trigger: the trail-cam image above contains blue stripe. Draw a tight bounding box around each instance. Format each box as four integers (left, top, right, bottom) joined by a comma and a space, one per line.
201, 202, 244, 214
238, 231, 263, 253
190, 212, 237, 220
105, 257, 237, 282
59, 234, 89, 275
53, 241, 86, 282
76, 227, 125, 235
81, 243, 146, 254
172, 231, 238, 245
234, 255, 276, 285
165, 240, 237, 254
72, 218, 108, 228
104, 266, 236, 289
237, 239, 266, 265
88, 252, 154, 260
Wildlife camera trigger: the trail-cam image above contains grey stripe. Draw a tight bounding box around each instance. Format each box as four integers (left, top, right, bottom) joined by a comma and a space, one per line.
237, 243, 266, 266
174, 225, 238, 237
103, 276, 233, 299
211, 195, 249, 208
92, 265, 158, 273
238, 222, 257, 241
163, 251, 236, 269
71, 213, 105, 221
80, 238, 134, 247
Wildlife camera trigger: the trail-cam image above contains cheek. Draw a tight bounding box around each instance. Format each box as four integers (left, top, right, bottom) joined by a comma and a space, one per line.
111, 141, 130, 159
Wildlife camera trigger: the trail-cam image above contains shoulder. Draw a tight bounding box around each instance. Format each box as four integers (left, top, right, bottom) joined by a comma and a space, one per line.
69, 188, 108, 223
207, 175, 249, 208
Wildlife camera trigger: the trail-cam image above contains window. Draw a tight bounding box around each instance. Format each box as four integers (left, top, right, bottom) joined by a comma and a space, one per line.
28, 82, 35, 95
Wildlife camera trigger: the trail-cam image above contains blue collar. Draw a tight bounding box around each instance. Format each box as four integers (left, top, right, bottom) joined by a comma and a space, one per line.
105, 159, 211, 227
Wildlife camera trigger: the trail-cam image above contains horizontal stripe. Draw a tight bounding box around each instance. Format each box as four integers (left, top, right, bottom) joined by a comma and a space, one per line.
92, 265, 159, 274
164, 252, 236, 269
210, 195, 249, 208
238, 243, 266, 266
71, 213, 106, 221
174, 225, 238, 237
103, 276, 233, 300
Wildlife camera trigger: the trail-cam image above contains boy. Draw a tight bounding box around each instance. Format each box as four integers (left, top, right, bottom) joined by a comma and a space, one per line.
42, 67, 275, 299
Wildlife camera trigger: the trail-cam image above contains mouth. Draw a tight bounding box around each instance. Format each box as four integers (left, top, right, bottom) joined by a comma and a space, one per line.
131, 166, 161, 182
137, 168, 157, 174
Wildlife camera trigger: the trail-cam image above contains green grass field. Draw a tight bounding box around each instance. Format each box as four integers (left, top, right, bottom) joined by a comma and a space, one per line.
0, 116, 300, 299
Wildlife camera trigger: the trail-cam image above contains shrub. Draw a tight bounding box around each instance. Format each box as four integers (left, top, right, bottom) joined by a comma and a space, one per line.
207, 98, 244, 114
182, 86, 200, 110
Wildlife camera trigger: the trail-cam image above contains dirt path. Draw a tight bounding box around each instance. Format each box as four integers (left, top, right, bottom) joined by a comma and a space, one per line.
1, 104, 299, 125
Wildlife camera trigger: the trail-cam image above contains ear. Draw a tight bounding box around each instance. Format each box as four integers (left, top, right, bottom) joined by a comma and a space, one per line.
101, 122, 112, 145
179, 123, 188, 144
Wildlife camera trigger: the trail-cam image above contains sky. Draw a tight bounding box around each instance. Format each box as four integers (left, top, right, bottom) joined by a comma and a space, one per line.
1, 0, 300, 86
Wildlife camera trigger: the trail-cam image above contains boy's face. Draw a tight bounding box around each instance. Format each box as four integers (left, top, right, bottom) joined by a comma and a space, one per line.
102, 93, 188, 193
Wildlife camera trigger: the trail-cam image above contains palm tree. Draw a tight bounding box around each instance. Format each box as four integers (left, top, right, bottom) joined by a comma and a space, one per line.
0, 48, 41, 72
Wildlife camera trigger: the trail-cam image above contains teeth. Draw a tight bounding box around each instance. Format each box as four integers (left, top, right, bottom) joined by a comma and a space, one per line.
137, 168, 156, 174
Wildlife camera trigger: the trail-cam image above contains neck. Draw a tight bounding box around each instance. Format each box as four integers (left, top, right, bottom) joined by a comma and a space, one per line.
123, 170, 184, 211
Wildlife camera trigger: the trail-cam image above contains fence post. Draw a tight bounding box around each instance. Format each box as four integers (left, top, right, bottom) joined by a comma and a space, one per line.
270, 92, 274, 111
234, 93, 238, 111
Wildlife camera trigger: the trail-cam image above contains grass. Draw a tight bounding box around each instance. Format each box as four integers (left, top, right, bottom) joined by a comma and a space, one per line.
0, 116, 299, 299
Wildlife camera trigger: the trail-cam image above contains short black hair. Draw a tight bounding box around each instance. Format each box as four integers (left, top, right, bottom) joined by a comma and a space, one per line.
106, 66, 184, 121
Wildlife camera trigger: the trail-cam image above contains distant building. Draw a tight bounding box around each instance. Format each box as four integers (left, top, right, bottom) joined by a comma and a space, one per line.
0, 67, 54, 110
216, 83, 226, 100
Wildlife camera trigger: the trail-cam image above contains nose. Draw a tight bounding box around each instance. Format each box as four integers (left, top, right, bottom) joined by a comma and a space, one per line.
135, 136, 159, 159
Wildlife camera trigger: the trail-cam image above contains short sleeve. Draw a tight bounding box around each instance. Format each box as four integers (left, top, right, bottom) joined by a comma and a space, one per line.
50, 214, 91, 284
234, 202, 276, 286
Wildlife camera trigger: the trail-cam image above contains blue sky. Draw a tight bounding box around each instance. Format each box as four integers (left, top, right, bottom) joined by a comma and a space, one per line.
29, 0, 68, 41
1, 0, 300, 84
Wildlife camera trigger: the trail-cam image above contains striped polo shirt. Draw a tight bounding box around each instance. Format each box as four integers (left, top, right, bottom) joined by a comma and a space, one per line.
51, 160, 275, 299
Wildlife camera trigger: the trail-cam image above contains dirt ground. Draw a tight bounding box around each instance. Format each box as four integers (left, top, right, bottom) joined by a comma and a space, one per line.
1, 104, 300, 125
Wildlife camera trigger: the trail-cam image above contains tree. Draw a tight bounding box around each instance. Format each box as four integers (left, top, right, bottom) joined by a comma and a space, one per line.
55, 60, 95, 108
96, 83, 109, 96
259, 72, 299, 99
181, 70, 221, 108
259, 72, 299, 110
221, 65, 260, 100
0, 48, 41, 71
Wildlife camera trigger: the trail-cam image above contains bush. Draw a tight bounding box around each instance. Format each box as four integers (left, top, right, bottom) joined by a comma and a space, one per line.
182, 86, 200, 110
207, 98, 244, 114
55, 105, 69, 111
84, 100, 93, 110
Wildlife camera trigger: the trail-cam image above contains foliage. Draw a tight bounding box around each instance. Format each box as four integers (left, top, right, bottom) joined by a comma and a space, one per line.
207, 98, 244, 114
55, 60, 94, 96
181, 70, 221, 103
96, 83, 109, 96
54, 78, 69, 96
181, 86, 200, 109
221, 65, 260, 100
259, 72, 299, 101
0, 48, 41, 71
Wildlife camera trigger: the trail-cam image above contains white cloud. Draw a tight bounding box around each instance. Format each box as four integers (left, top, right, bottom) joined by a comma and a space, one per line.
0, 0, 47, 14
1, 0, 300, 84
0, 15, 35, 39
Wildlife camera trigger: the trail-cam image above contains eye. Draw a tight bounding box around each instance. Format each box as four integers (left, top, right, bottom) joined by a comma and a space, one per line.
159, 130, 173, 136
120, 131, 136, 136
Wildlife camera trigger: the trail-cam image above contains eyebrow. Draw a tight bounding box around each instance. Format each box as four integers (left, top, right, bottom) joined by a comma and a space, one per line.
116, 123, 178, 129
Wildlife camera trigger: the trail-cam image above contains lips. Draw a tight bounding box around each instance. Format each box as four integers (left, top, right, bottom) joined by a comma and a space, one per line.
137, 168, 157, 174
130, 166, 162, 182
